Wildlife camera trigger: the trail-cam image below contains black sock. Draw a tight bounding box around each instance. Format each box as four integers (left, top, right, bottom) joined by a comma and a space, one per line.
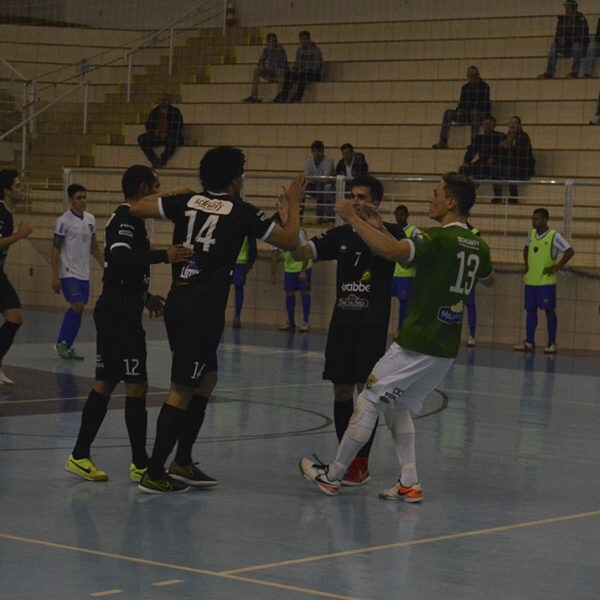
175, 394, 209, 466
125, 396, 148, 468
72, 390, 110, 459
0, 321, 21, 363
357, 418, 378, 458
334, 398, 354, 442
147, 403, 186, 479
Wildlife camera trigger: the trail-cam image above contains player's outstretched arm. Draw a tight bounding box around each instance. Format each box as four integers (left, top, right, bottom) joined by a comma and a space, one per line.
336, 199, 411, 263
265, 174, 307, 250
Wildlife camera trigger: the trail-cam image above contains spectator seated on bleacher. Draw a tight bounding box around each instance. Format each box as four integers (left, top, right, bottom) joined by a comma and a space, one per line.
243, 33, 288, 104
279, 30, 323, 103
432, 66, 491, 149
304, 140, 335, 222
137, 94, 183, 168
459, 115, 506, 204
538, 0, 589, 79
335, 143, 369, 195
498, 116, 536, 204
584, 16, 600, 77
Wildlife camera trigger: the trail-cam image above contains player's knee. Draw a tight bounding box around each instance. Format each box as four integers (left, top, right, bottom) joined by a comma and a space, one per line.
126, 382, 148, 398
346, 395, 379, 444
4, 308, 23, 325
385, 406, 414, 437
94, 380, 116, 397
196, 370, 217, 396
334, 384, 354, 403
71, 302, 85, 315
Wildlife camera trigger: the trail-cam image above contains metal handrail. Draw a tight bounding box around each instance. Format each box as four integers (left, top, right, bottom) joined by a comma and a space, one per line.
0, 57, 29, 82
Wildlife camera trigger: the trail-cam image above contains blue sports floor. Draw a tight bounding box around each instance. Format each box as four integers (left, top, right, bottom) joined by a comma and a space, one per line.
1, 308, 599, 599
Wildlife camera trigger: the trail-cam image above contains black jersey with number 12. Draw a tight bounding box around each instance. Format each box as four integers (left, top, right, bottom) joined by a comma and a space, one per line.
159, 191, 274, 306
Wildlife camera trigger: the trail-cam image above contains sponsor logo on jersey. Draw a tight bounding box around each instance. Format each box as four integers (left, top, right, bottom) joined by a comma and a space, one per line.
457, 235, 480, 249
118, 229, 134, 238
359, 270, 372, 284
180, 258, 200, 280
96, 354, 104, 368
187, 195, 233, 215
437, 300, 464, 325
337, 293, 369, 310
366, 373, 377, 389
341, 281, 371, 293
383, 386, 405, 403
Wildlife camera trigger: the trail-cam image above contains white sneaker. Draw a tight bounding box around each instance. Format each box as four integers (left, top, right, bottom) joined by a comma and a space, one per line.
467, 336, 476, 347
299, 321, 309, 332
513, 341, 535, 352
298, 455, 341, 495
0, 369, 15, 385
544, 344, 557, 354
379, 480, 423, 503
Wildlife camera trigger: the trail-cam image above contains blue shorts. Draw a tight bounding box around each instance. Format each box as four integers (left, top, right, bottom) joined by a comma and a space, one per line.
284, 269, 311, 292
231, 264, 246, 287
524, 284, 556, 311
464, 287, 476, 307
61, 277, 89, 304
391, 277, 413, 301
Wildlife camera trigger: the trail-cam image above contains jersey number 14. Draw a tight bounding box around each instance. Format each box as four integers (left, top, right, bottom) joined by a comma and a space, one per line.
449, 251, 479, 295
185, 211, 219, 252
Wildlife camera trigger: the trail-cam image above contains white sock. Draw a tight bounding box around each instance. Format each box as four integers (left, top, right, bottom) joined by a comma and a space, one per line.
385, 405, 418, 486
328, 435, 363, 481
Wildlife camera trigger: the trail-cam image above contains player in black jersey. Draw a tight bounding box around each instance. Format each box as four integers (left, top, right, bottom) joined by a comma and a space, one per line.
130, 146, 305, 493
295, 175, 403, 485
0, 169, 32, 386
65, 165, 193, 483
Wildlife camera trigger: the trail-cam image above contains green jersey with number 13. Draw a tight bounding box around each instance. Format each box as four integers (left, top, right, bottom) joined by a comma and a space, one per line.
396, 223, 492, 358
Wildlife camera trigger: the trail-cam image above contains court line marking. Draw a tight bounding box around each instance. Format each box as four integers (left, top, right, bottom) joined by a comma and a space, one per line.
218, 508, 600, 575
90, 590, 123, 597
152, 579, 185, 587
0, 532, 359, 600
0, 382, 329, 406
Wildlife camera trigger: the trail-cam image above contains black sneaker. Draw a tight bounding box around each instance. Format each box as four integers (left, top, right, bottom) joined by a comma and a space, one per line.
167, 461, 219, 488
138, 472, 189, 494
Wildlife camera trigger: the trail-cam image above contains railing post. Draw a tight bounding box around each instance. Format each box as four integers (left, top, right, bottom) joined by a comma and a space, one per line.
83, 83, 89, 134
127, 54, 132, 103
28, 80, 36, 136
169, 28, 174, 75
335, 175, 346, 226
222, 0, 227, 37
20, 82, 27, 175
563, 179, 574, 241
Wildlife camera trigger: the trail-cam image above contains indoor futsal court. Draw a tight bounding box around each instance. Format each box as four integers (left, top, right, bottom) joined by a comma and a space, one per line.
1, 308, 599, 599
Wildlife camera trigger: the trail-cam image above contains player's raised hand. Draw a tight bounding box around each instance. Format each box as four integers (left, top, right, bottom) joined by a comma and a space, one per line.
357, 203, 384, 230
145, 294, 165, 318
166, 244, 194, 263
51, 275, 61, 294
282, 174, 307, 208
335, 198, 358, 222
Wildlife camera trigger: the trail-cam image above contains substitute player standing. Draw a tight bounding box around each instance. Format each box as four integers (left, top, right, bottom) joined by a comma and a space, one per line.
294, 175, 403, 486
300, 172, 494, 500
65, 165, 192, 482
51, 184, 103, 359
0, 169, 32, 385
130, 146, 306, 493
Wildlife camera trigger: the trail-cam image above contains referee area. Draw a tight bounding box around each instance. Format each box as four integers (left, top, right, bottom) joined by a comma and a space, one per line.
1, 308, 599, 599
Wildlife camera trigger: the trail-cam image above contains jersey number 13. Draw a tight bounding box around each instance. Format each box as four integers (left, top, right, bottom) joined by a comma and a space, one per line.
449, 251, 479, 295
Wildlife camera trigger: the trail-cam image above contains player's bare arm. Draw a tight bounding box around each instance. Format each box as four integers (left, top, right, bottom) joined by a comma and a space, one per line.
543, 247, 574, 275
166, 245, 194, 263
265, 174, 307, 250
336, 199, 411, 263
91, 234, 103, 266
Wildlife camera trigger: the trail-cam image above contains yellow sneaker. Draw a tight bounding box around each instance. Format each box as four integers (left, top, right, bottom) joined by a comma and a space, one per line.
128, 464, 147, 483
65, 454, 108, 482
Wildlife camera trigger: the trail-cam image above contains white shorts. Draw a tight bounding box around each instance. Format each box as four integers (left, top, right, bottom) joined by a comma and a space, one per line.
362, 342, 453, 414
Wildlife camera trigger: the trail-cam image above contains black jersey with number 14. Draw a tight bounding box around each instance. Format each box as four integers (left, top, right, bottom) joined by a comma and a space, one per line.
159, 191, 274, 306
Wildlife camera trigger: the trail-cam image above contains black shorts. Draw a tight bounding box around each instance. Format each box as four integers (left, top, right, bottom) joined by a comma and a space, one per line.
94, 306, 147, 384
164, 292, 221, 388
0, 271, 21, 311
323, 323, 388, 385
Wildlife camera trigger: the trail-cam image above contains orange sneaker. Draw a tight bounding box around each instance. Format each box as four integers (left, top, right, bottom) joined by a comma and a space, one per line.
379, 480, 423, 503
341, 457, 371, 487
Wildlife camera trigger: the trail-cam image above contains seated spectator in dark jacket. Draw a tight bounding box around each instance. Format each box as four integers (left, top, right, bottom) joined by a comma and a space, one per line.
433, 66, 491, 148
459, 116, 506, 203
498, 116, 536, 204
335, 143, 369, 197
243, 33, 288, 103
539, 0, 589, 78
305, 140, 335, 221
137, 94, 183, 168
280, 30, 323, 103
584, 16, 599, 77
